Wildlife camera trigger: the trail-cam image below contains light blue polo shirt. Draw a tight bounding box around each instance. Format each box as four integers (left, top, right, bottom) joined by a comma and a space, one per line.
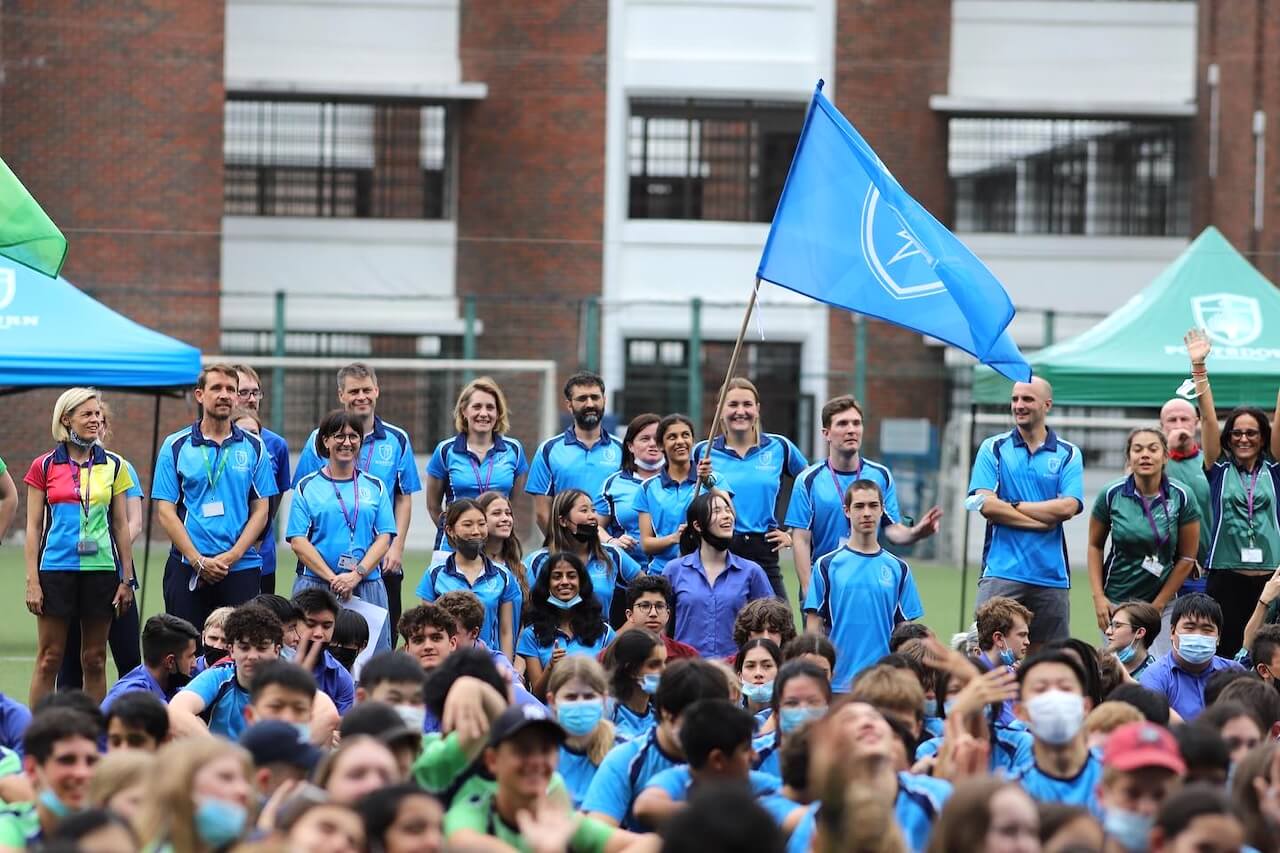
516, 623, 616, 668
968, 428, 1084, 588
583, 727, 684, 830
643, 766, 780, 802
595, 470, 652, 566
525, 545, 643, 616
786, 774, 950, 853
122, 460, 144, 499
417, 555, 521, 651
611, 701, 656, 742
179, 662, 250, 740
294, 416, 422, 498
803, 547, 924, 692
287, 469, 397, 583
426, 433, 528, 551
785, 455, 900, 557
559, 744, 604, 809
257, 427, 292, 576
1014, 749, 1105, 817
526, 427, 622, 500
152, 422, 280, 572
633, 468, 699, 565
692, 434, 807, 533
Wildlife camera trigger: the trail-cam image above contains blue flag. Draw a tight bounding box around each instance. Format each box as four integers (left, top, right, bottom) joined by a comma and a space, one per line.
757, 81, 1031, 382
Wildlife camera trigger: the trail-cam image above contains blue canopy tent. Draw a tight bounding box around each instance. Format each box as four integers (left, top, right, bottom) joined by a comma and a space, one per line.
0, 261, 202, 605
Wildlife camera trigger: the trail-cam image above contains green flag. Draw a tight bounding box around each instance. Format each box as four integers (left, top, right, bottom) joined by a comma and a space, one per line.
0, 157, 66, 278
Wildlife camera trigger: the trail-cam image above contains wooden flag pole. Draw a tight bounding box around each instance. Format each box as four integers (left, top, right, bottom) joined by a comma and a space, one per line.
693, 277, 762, 499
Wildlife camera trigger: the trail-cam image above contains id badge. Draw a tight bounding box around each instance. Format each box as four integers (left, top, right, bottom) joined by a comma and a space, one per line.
1140, 555, 1163, 577
76, 539, 99, 556
337, 554, 358, 571
1242, 547, 1264, 563
201, 501, 225, 518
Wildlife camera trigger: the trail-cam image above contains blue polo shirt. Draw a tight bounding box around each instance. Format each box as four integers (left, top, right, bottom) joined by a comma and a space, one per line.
915, 724, 1034, 776
692, 434, 808, 533
294, 416, 421, 498
180, 662, 250, 740
611, 701, 656, 742
583, 727, 683, 830
595, 470, 652, 567
1139, 651, 1244, 720
313, 649, 355, 715
0, 696, 31, 756
559, 742, 614, 808
752, 729, 780, 778
516, 623, 616, 668
256, 427, 291, 576
786, 773, 949, 853
122, 460, 144, 499
1014, 749, 1105, 817
968, 428, 1084, 588
288, 470, 397, 583
803, 547, 924, 691
643, 766, 780, 802
152, 422, 280, 572
526, 427, 622, 500
526, 546, 643, 616
633, 468, 699, 564
101, 664, 168, 714
662, 550, 773, 658
426, 433, 528, 550
417, 555, 521, 651
785, 456, 900, 557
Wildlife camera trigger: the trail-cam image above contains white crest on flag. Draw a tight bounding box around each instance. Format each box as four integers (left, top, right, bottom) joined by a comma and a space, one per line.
0, 269, 15, 311
1193, 294, 1262, 347
860, 188, 945, 301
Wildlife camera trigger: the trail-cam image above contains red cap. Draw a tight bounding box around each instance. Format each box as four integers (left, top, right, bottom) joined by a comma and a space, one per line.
1102, 721, 1186, 774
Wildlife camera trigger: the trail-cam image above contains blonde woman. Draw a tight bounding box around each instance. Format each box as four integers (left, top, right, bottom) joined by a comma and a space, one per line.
24, 388, 136, 705
425, 377, 528, 558
545, 655, 618, 808
135, 737, 254, 853
89, 750, 155, 823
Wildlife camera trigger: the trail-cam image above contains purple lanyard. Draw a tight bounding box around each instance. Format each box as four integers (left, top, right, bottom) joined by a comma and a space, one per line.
1239, 465, 1263, 535
326, 468, 360, 540
468, 450, 498, 493
827, 457, 862, 499
1138, 491, 1171, 553
357, 439, 375, 475
67, 458, 92, 523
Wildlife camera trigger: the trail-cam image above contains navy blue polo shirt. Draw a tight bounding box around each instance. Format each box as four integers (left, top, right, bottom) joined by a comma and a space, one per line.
785, 455, 900, 558
293, 416, 421, 497
632, 467, 699, 564
313, 649, 355, 714
526, 427, 622, 500
287, 469, 398, 582
692, 434, 807, 533
0, 696, 29, 757
582, 727, 683, 829
968, 428, 1084, 588
152, 422, 280, 571
101, 664, 169, 714
256, 427, 291, 576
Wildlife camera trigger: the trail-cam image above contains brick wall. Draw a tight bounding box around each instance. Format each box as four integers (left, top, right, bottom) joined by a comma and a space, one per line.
828, 0, 951, 456
0, 2, 223, 534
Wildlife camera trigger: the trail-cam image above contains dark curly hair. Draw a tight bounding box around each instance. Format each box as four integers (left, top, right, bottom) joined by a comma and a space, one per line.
527, 551, 607, 647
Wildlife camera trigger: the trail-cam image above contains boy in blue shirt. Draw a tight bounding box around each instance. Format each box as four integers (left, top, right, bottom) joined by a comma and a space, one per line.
803, 479, 924, 691
1139, 593, 1244, 721
291, 587, 356, 714
101, 613, 200, 715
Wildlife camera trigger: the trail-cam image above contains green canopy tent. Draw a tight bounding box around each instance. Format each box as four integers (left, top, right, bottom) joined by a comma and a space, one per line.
973, 226, 1280, 408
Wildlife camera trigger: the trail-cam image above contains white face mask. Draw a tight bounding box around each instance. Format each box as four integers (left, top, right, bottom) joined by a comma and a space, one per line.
1024, 690, 1085, 745
394, 704, 427, 731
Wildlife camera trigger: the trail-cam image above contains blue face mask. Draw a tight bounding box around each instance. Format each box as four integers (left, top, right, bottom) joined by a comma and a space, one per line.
38, 788, 72, 819
942, 699, 956, 717
557, 700, 605, 736
998, 648, 1017, 667
1115, 641, 1137, 664
740, 680, 774, 704
639, 673, 661, 695
1178, 632, 1218, 665
779, 706, 827, 734
195, 798, 248, 848
1103, 807, 1154, 853
547, 594, 583, 610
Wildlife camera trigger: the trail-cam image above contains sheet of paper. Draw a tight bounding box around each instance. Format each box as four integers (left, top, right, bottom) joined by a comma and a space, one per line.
342, 594, 388, 680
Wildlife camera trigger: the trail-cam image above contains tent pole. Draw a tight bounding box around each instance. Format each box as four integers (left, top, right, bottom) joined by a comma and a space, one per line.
958, 403, 977, 633
140, 394, 162, 617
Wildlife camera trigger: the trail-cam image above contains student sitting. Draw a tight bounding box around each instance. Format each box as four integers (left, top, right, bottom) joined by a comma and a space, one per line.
1139, 593, 1244, 720
356, 651, 427, 731
329, 608, 369, 674
0, 709, 100, 847
104, 691, 169, 753
100, 613, 200, 714
292, 587, 357, 714
547, 656, 619, 809
518, 552, 616, 700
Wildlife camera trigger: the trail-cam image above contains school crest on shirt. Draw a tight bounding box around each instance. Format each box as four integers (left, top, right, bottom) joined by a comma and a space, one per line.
602, 446, 618, 463
378, 444, 393, 462
358, 486, 373, 502
1047, 458, 1062, 474
755, 449, 776, 470
232, 450, 250, 470
879, 564, 896, 587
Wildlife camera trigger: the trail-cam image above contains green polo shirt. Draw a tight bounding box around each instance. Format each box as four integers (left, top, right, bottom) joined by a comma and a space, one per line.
411, 731, 568, 808
1092, 475, 1199, 602
1167, 454, 1212, 564
0, 801, 40, 847
1206, 457, 1280, 570
445, 790, 617, 853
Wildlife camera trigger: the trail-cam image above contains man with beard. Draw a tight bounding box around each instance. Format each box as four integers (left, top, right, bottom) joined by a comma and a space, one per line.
100, 614, 201, 713
527, 372, 622, 536
1161, 397, 1213, 589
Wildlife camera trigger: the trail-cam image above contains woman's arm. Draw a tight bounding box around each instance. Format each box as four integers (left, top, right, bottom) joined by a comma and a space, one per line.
1186, 329, 1220, 466
289, 536, 337, 582
425, 475, 445, 524
0, 471, 17, 540
124, 496, 143, 543
24, 487, 45, 615
1243, 569, 1280, 657
1086, 516, 1111, 633
109, 494, 135, 612
1152, 521, 1200, 611
499, 602, 514, 661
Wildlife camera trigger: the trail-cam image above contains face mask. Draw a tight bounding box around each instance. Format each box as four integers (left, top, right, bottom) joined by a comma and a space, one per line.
1103, 807, 1154, 853
942, 700, 956, 717
634, 456, 666, 473
1178, 633, 1218, 665
998, 647, 1017, 667
1115, 641, 1137, 665
571, 522, 599, 544
639, 673, 661, 695
779, 706, 826, 734
1025, 690, 1085, 746
557, 700, 605, 736
195, 798, 247, 847
66, 429, 96, 448
548, 594, 583, 611
38, 788, 73, 819
456, 537, 485, 560
703, 531, 733, 552
292, 722, 312, 743
922, 697, 938, 718
279, 645, 297, 661
204, 647, 227, 668
330, 646, 360, 672
167, 666, 192, 693
395, 704, 427, 731
740, 680, 774, 704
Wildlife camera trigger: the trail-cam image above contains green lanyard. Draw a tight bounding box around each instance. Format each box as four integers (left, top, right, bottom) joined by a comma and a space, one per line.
202, 445, 231, 490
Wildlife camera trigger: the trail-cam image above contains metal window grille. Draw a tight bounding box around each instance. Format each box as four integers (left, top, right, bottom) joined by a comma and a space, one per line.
224, 96, 449, 219
627, 99, 805, 222
949, 117, 1190, 236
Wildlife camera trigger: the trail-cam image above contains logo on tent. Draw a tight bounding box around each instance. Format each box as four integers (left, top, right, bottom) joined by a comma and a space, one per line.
0, 269, 14, 311
860, 188, 945, 301
1193, 294, 1262, 347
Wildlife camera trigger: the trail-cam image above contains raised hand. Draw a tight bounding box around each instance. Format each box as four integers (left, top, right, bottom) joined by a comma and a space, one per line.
1185, 328, 1211, 366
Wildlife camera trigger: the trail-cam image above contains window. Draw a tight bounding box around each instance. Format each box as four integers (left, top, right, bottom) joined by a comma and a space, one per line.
224, 97, 449, 219
949, 117, 1189, 236
628, 99, 805, 222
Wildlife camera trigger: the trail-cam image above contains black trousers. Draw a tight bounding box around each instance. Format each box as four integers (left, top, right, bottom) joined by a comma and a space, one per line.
731, 532, 787, 599
1206, 570, 1271, 658
57, 601, 141, 689
384, 571, 404, 647
162, 554, 260, 633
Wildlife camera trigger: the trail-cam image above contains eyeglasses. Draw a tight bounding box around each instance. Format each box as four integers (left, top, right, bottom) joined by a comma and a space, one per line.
633, 602, 668, 614
1108, 620, 1133, 631
237, 389, 263, 399
1230, 429, 1262, 439
330, 434, 362, 446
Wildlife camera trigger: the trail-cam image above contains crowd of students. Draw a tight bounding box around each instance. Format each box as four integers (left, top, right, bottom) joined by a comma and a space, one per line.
0, 331, 1278, 851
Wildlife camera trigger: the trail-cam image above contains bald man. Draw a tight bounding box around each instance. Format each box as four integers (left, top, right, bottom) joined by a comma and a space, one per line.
967, 378, 1084, 647
1161, 398, 1212, 586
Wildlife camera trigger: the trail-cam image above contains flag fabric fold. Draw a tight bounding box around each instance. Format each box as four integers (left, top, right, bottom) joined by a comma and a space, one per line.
0, 157, 67, 278
757, 81, 1031, 382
